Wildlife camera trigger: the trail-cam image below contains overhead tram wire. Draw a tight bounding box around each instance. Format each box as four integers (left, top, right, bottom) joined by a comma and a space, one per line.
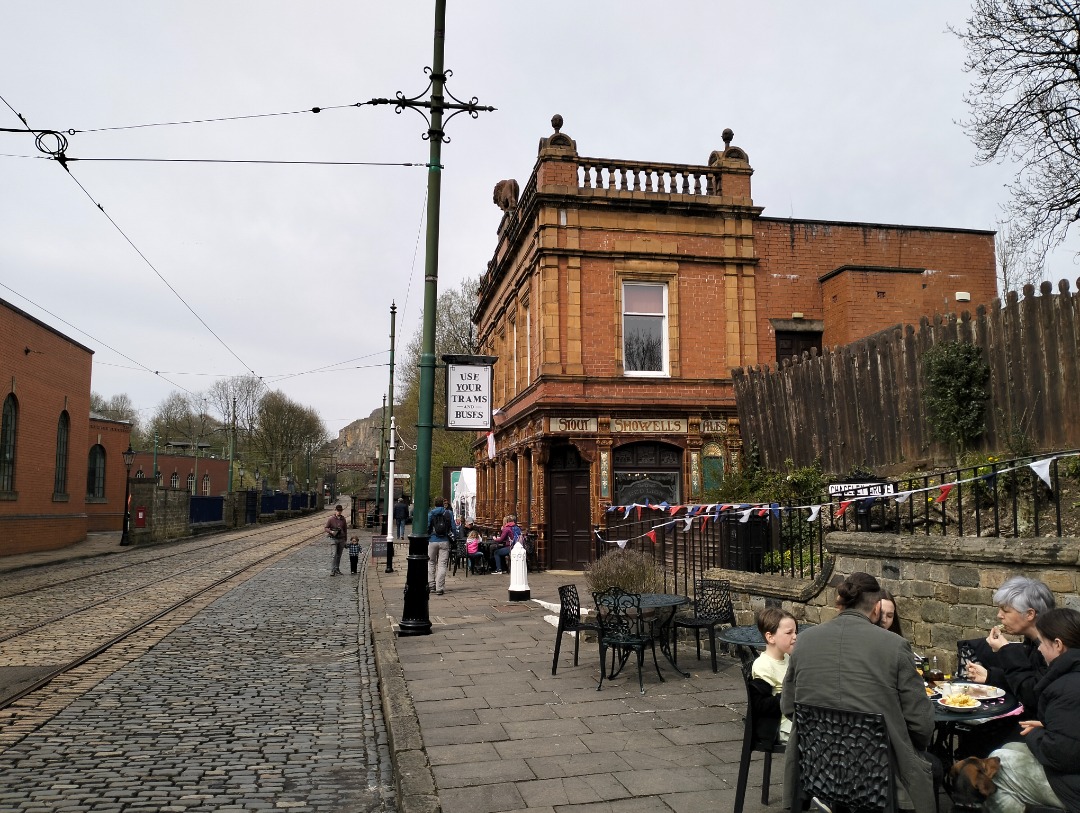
0, 281, 198, 398
0, 93, 260, 382
67, 102, 369, 133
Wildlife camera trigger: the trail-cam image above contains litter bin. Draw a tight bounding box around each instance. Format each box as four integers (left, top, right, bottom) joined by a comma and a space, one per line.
719, 509, 774, 573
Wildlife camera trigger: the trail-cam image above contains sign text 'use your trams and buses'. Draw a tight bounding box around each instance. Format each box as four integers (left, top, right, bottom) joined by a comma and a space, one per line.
445, 357, 495, 431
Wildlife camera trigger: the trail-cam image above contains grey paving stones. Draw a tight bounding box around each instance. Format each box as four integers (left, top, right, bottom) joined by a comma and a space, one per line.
0, 536, 395, 813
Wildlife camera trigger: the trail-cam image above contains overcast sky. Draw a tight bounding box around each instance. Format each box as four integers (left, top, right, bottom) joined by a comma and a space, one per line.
3, 1, 1078, 440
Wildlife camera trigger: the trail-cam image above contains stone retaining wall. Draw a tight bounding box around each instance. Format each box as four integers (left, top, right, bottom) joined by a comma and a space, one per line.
706, 531, 1080, 674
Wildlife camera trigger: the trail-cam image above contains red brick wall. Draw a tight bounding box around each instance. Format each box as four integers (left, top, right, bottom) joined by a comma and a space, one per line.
755, 219, 997, 351
1, 299, 94, 555
85, 417, 134, 532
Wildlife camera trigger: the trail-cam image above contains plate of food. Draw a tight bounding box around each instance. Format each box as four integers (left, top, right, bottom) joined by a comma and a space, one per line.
925, 686, 941, 700
937, 694, 982, 712
945, 682, 1005, 700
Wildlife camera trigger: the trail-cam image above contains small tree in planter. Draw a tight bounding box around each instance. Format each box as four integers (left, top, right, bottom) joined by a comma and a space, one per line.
584, 549, 668, 596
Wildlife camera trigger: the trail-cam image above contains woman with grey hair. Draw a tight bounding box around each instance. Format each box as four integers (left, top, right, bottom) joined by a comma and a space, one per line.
966, 574, 1055, 712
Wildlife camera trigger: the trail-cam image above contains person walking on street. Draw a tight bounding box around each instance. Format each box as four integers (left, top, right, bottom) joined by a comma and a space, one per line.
427, 497, 455, 596
325, 504, 348, 576
393, 497, 409, 540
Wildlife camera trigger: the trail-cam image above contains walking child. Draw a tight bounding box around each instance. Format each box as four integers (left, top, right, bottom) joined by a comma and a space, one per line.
347, 535, 361, 574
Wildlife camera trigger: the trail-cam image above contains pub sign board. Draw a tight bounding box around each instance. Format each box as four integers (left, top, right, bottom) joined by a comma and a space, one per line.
827, 481, 898, 498
443, 354, 498, 431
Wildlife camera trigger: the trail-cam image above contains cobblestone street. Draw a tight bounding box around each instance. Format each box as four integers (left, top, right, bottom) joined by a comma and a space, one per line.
0, 529, 395, 813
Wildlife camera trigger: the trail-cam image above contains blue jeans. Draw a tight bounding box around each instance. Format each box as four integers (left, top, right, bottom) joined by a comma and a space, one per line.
395, 519, 406, 538
493, 546, 512, 572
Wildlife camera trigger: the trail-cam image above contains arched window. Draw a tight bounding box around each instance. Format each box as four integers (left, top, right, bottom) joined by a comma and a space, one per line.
170, 472, 179, 489
87, 444, 106, 499
0, 394, 16, 493
186, 473, 195, 494
202, 473, 211, 495
612, 441, 682, 505
703, 442, 725, 492
54, 411, 70, 496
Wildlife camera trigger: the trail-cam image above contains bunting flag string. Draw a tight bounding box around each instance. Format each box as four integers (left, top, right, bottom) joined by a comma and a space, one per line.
1030, 457, 1055, 490
591, 452, 1078, 549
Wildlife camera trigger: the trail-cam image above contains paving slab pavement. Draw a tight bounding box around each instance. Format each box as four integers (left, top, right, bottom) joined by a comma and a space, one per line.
1, 533, 782, 812
368, 553, 781, 813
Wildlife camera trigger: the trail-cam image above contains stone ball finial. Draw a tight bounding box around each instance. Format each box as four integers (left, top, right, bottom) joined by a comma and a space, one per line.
722, 128, 734, 146
552, 114, 564, 133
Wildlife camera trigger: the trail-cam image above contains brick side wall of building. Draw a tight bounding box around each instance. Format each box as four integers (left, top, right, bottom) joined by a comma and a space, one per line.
755, 219, 997, 351
1, 299, 94, 554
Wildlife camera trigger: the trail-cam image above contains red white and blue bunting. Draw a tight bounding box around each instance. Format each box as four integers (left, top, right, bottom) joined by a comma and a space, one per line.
595, 452, 1079, 546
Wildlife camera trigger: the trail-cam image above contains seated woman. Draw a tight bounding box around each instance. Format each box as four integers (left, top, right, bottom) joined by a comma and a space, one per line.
958, 575, 1055, 758
749, 607, 797, 745
489, 515, 516, 574
878, 589, 902, 635
965, 575, 1055, 711
983, 607, 1080, 813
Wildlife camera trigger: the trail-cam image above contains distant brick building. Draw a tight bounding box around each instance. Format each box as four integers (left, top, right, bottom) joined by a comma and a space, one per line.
1, 297, 133, 554
472, 118, 996, 570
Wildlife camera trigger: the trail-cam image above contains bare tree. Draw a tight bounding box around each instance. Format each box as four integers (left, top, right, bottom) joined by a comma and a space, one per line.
953, 1, 1080, 261
147, 392, 194, 446
251, 390, 329, 484
995, 219, 1046, 295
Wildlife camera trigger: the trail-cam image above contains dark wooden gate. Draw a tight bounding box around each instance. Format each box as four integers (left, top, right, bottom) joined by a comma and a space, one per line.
244, 489, 258, 524
547, 446, 592, 570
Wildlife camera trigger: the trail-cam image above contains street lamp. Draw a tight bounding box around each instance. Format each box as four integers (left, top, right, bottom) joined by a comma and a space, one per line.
239, 467, 246, 488
119, 444, 136, 546
254, 468, 261, 492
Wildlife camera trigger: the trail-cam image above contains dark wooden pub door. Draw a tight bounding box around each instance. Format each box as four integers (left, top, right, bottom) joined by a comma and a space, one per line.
547, 446, 592, 570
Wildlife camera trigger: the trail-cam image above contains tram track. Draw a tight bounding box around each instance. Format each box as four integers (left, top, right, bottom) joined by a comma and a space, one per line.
0, 515, 321, 600
0, 515, 326, 641
0, 520, 330, 713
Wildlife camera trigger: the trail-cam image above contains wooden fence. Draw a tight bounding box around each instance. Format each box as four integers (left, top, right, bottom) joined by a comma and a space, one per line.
732, 279, 1080, 473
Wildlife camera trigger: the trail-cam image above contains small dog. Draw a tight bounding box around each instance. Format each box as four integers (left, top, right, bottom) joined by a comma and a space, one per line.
948, 756, 1001, 808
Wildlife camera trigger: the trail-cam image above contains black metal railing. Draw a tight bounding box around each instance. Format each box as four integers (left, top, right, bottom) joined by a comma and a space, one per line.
598, 451, 1077, 591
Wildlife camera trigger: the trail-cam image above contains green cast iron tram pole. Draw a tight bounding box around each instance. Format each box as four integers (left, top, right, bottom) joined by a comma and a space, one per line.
369, 0, 493, 636
412, 4, 445, 532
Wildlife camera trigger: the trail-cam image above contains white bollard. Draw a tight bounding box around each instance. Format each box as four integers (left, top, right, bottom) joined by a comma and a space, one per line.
508, 540, 530, 601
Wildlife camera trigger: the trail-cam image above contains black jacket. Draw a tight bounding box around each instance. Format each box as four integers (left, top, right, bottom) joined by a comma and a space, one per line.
986, 637, 1046, 713
1025, 648, 1080, 811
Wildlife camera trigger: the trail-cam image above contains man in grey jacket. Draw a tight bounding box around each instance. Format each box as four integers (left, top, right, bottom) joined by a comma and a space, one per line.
781, 572, 935, 812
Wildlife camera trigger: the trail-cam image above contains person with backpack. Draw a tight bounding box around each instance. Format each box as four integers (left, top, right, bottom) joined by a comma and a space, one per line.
426, 496, 456, 595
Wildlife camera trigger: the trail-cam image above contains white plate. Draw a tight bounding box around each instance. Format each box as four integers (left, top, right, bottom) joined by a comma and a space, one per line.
945, 681, 1005, 700
937, 696, 982, 713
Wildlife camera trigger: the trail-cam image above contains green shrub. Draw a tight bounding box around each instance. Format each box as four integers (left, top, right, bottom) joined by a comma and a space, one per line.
923, 341, 990, 457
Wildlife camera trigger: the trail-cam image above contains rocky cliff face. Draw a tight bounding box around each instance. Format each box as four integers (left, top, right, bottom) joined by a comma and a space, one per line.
334, 406, 384, 465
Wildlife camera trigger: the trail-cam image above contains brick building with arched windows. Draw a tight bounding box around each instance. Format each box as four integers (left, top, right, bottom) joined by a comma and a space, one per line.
1, 297, 133, 554
472, 117, 997, 570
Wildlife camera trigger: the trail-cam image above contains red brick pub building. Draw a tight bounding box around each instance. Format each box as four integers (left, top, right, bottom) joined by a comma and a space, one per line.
472, 117, 996, 570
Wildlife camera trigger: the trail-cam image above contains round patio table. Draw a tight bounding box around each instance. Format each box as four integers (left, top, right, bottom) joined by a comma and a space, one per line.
931, 684, 1020, 760
638, 593, 691, 678
714, 623, 815, 650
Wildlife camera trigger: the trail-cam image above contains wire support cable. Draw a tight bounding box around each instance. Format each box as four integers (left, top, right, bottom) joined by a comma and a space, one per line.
0, 280, 198, 398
